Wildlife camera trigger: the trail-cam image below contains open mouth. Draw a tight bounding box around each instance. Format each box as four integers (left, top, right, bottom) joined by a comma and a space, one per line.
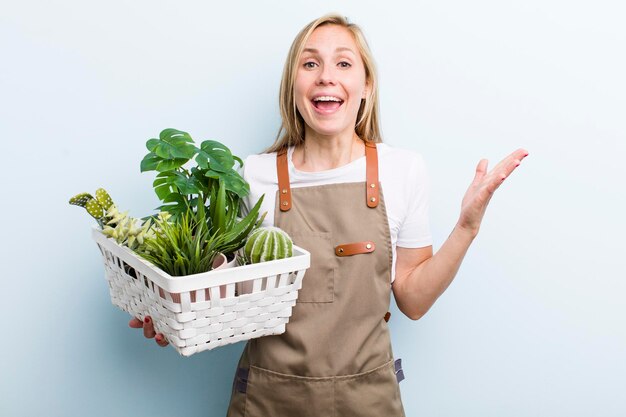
312, 96, 344, 112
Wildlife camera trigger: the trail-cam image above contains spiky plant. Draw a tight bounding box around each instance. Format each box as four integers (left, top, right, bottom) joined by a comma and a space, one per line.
101, 208, 161, 252
208, 180, 266, 257
139, 204, 224, 276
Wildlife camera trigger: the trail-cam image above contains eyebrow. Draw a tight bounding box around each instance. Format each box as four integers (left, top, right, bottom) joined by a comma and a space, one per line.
302, 47, 356, 55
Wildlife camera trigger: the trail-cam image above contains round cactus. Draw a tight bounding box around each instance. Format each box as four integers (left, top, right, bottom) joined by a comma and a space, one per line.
244, 226, 293, 264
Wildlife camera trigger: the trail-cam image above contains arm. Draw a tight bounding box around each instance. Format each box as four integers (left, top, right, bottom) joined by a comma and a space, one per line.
392, 148, 528, 320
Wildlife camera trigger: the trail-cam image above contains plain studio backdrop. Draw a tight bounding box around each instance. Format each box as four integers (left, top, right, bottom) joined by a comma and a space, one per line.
1, 1, 624, 416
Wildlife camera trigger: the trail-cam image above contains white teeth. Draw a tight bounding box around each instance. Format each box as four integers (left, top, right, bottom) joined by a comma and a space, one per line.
313, 96, 342, 102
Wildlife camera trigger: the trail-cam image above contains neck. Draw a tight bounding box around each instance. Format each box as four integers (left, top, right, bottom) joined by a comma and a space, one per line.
293, 128, 365, 172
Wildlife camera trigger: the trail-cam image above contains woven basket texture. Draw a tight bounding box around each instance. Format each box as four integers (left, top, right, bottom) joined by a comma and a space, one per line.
92, 228, 309, 356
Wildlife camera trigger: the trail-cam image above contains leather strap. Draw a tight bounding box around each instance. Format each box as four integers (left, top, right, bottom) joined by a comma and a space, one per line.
335, 241, 376, 257
276, 148, 292, 212
364, 141, 379, 208
276, 141, 380, 211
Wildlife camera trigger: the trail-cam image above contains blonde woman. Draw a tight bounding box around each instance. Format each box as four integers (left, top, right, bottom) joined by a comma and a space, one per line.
134, 14, 527, 416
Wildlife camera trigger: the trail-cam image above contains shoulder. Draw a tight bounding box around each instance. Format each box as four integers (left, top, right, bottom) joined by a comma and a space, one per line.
376, 143, 428, 176
242, 152, 278, 186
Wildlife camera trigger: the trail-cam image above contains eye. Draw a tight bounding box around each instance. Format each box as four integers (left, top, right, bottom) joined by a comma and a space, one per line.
303, 61, 318, 69
338, 61, 352, 68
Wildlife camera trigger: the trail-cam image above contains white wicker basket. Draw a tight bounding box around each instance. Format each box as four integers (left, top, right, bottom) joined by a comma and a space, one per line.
91, 227, 310, 356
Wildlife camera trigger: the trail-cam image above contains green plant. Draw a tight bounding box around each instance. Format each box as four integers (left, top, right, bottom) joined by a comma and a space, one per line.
70, 188, 156, 251
140, 128, 247, 218
244, 226, 293, 264
140, 128, 265, 256
69, 188, 116, 228
101, 207, 158, 251
139, 203, 224, 277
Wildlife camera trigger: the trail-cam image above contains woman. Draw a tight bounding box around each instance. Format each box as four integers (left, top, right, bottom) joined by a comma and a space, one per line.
133, 14, 527, 416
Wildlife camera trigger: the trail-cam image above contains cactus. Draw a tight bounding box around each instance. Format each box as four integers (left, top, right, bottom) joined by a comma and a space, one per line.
95, 188, 114, 210
85, 199, 105, 220
244, 226, 293, 264
69, 192, 94, 207
69, 188, 123, 229
69, 190, 108, 227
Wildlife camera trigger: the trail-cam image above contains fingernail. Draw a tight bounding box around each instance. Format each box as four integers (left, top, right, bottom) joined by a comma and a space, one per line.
155, 334, 162, 342
144, 317, 151, 324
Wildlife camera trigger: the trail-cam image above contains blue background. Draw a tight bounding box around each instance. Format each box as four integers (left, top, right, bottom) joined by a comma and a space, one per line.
2, 1, 625, 416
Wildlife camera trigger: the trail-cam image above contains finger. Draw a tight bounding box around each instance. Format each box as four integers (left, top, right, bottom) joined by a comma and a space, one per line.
515, 148, 529, 160
488, 148, 527, 174
129, 317, 143, 329
497, 148, 529, 173
155, 333, 169, 347
472, 159, 489, 185
500, 149, 529, 180
143, 316, 156, 339
487, 148, 527, 183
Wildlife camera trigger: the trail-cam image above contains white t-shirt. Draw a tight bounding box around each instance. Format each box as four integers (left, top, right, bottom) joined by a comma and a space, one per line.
241, 143, 432, 282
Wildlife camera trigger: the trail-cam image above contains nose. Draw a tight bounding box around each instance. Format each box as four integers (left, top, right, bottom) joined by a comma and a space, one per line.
316, 64, 336, 86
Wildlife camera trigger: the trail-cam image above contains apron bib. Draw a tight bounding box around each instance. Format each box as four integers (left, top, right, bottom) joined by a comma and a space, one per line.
227, 142, 405, 416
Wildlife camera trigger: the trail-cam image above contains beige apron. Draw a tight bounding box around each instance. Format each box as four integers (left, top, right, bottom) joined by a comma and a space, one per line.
227, 142, 405, 416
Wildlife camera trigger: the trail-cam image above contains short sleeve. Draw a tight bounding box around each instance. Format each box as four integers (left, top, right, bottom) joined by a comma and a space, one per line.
396, 153, 432, 248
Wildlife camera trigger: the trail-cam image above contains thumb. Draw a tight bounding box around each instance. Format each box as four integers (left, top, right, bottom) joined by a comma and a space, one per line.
129, 317, 143, 329
472, 159, 488, 184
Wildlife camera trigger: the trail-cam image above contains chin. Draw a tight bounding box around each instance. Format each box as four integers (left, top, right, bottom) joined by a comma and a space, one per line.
308, 127, 348, 138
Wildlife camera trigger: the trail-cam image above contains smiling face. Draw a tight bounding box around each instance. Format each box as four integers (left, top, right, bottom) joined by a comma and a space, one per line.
294, 24, 370, 140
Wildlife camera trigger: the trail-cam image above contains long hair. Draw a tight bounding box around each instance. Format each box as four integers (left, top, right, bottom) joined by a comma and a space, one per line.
265, 14, 382, 154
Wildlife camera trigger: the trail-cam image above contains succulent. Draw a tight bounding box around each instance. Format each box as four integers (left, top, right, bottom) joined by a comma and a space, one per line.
244, 226, 293, 264
101, 210, 153, 251
95, 188, 114, 210
69, 188, 116, 228
70, 188, 156, 251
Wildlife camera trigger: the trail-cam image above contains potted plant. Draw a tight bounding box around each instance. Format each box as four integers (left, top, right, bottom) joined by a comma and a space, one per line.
139, 128, 265, 264
70, 128, 311, 356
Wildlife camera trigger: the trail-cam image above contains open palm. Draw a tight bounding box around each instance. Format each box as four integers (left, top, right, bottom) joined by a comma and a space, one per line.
458, 148, 529, 235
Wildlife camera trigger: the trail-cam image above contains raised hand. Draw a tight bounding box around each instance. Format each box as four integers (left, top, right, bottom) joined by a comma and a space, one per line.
129, 316, 169, 347
457, 148, 528, 236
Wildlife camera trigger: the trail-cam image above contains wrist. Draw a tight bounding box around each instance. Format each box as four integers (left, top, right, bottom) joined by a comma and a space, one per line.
454, 222, 479, 240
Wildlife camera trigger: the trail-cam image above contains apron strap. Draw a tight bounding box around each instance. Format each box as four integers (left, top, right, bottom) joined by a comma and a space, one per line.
276, 141, 380, 212
277, 148, 292, 212
364, 141, 380, 208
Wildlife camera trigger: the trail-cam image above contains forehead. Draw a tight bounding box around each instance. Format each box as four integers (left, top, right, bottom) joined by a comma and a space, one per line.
302, 24, 359, 54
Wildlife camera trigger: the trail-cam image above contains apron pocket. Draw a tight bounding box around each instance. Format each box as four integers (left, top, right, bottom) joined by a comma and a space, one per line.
334, 360, 406, 417
245, 365, 334, 417
290, 231, 336, 303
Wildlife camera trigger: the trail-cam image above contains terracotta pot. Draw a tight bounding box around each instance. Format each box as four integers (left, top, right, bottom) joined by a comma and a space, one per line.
159, 252, 238, 303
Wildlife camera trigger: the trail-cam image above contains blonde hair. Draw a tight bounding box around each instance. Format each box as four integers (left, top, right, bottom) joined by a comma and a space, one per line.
265, 13, 382, 153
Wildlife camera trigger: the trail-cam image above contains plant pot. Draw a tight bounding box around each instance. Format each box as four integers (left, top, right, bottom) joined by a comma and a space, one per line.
159, 252, 237, 303
201, 252, 238, 300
